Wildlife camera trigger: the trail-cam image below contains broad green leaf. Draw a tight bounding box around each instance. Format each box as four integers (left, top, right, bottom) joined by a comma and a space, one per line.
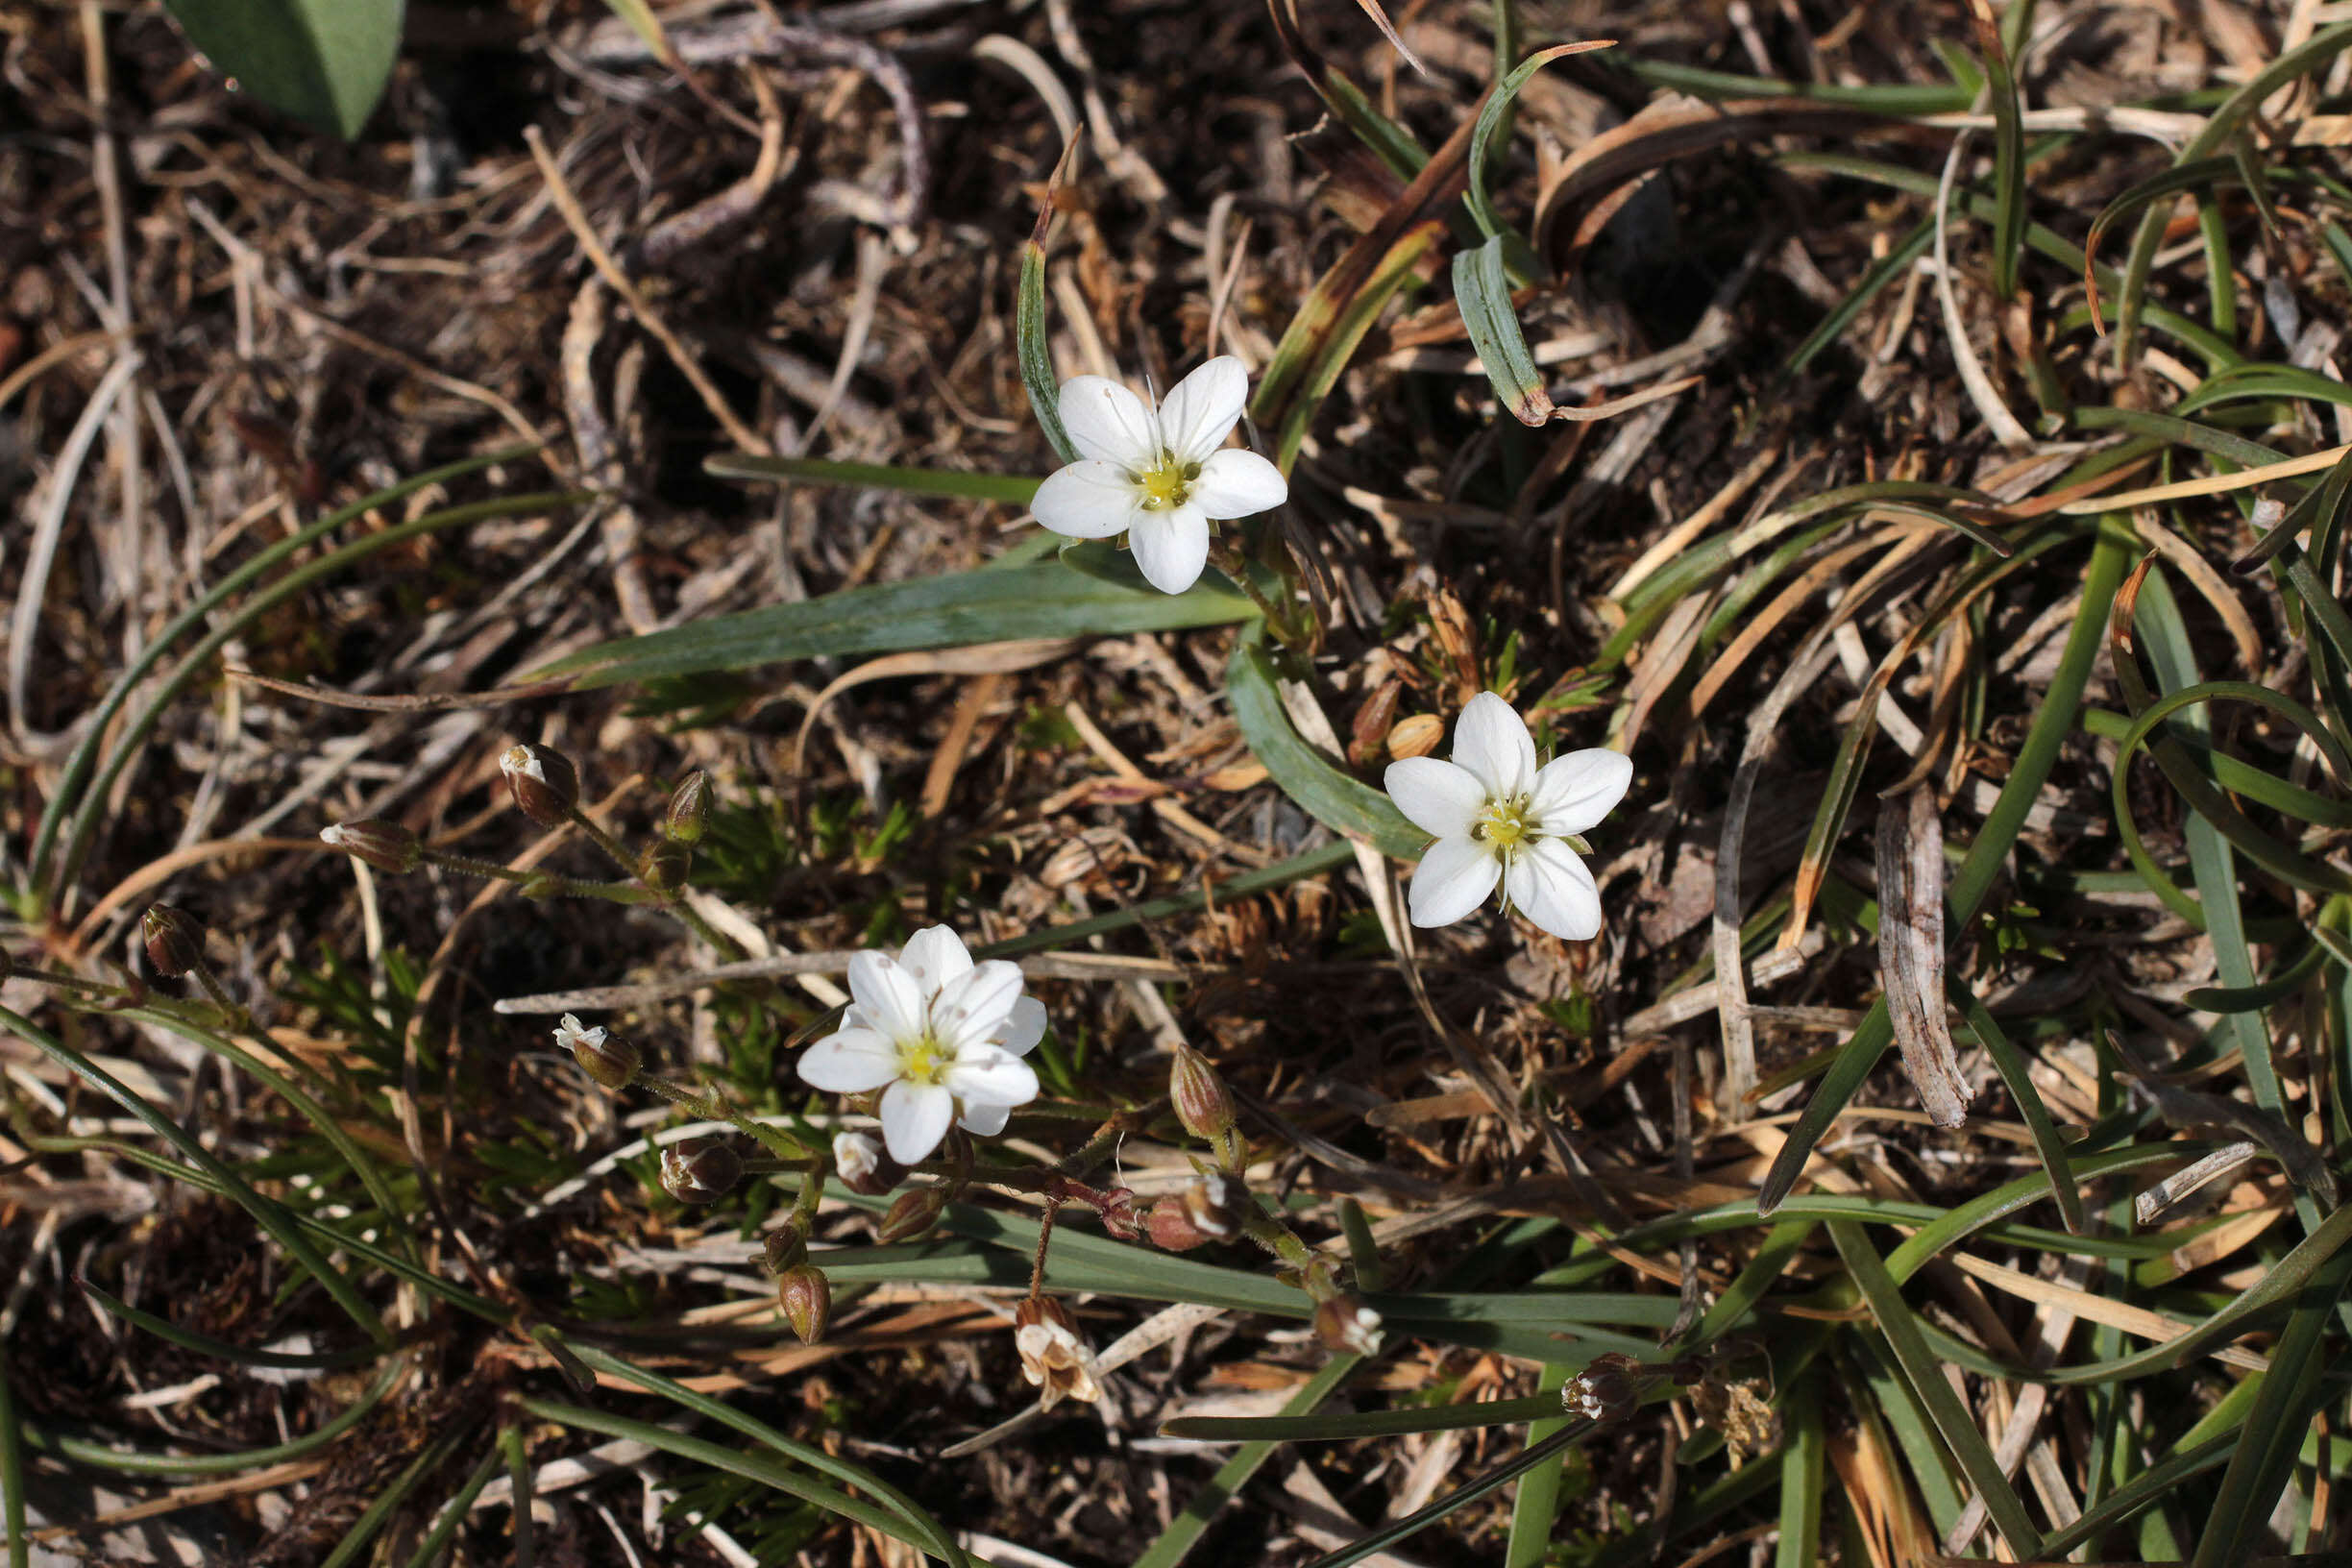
539, 556, 1255, 689
1226, 635, 1424, 860
166, 0, 404, 139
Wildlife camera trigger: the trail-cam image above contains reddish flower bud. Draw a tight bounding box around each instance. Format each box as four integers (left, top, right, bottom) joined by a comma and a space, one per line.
1312, 1294, 1384, 1358
832, 1131, 904, 1196
658, 1137, 742, 1205
319, 819, 423, 874
764, 1218, 810, 1274
639, 837, 691, 893
1146, 1195, 1215, 1251
500, 744, 578, 827
778, 1262, 831, 1343
876, 1185, 945, 1243
141, 905, 205, 978
552, 1014, 640, 1090
1563, 1353, 1642, 1423
665, 771, 712, 845
1170, 1045, 1243, 1168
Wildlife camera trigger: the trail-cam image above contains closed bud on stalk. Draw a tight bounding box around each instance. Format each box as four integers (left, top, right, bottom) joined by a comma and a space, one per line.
658, 1136, 742, 1205
1182, 1172, 1247, 1239
141, 905, 205, 978
1015, 1296, 1102, 1409
1146, 1195, 1215, 1251
832, 1131, 904, 1195
500, 744, 578, 827
1169, 1045, 1242, 1167
763, 1218, 810, 1274
319, 819, 422, 874
639, 837, 691, 893
876, 1185, 945, 1243
551, 1013, 640, 1090
1312, 1294, 1384, 1358
777, 1262, 831, 1343
1562, 1352, 1641, 1423
665, 771, 711, 845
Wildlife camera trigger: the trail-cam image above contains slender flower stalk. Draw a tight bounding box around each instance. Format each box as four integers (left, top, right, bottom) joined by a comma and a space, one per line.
1383, 693, 1631, 941
1030, 356, 1288, 595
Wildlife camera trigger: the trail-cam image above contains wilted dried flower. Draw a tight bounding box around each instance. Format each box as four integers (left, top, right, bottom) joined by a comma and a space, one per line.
1015, 1296, 1102, 1408
831, 1131, 904, 1196
500, 744, 578, 827
1688, 1376, 1778, 1463
1182, 1172, 1247, 1239
319, 819, 422, 874
658, 1137, 742, 1205
551, 1013, 640, 1091
777, 1262, 831, 1344
1311, 1294, 1384, 1358
141, 905, 205, 979
1563, 1353, 1642, 1423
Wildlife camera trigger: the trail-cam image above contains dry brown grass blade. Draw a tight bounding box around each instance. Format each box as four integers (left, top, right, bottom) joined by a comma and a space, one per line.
1875, 784, 1970, 1127
2058, 441, 2352, 512
1350, 0, 1430, 76
226, 669, 574, 711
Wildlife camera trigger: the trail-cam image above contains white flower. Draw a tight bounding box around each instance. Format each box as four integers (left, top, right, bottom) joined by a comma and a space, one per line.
832, 1130, 887, 1187
1029, 355, 1289, 595
796, 926, 1045, 1164
1382, 692, 1631, 941
552, 1013, 604, 1054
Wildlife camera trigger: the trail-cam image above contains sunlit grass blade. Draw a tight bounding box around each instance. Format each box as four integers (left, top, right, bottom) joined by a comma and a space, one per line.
1504, 1365, 1571, 1568
1465, 43, 1613, 242
706, 453, 1045, 503
1626, 59, 1971, 112
1228, 634, 1423, 860
77, 1278, 381, 1370
1265, 0, 1428, 181
0, 1003, 388, 1344
1967, 0, 2027, 301
2037, 1433, 2237, 1558
1784, 216, 1932, 375
536, 557, 1255, 689
1131, 1354, 1359, 1568
563, 1341, 967, 1566
1164, 1393, 1558, 1441
24, 1356, 405, 1477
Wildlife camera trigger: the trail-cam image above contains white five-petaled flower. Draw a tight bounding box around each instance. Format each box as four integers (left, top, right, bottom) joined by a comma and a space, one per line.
1383, 692, 1631, 942
1030, 355, 1289, 595
796, 926, 1046, 1164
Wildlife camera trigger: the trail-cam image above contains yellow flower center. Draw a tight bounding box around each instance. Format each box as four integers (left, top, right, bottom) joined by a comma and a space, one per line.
899, 1035, 948, 1085
1473, 796, 1540, 860
1135, 453, 1196, 511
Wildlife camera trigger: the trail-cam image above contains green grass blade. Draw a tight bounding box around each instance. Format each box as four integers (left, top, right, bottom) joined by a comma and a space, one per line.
538, 558, 1255, 689
1830, 1222, 2042, 1555
319, 1419, 475, 1568
1971, 0, 2028, 301
706, 454, 1045, 503
1018, 224, 1078, 466
0, 1359, 24, 1568
25, 1355, 405, 1477
76, 1279, 381, 1370
501, 1421, 533, 1568
1130, 1354, 1360, 1568
1465, 44, 1610, 241
1785, 217, 1934, 375
1164, 1393, 1559, 1441
1454, 236, 1552, 423
162, 0, 402, 139
2038, 1433, 2237, 1558
1948, 984, 2082, 1233
1775, 1371, 1825, 1568
1626, 60, 1971, 112
1504, 1365, 1572, 1568
1297, 1422, 1590, 1568
1227, 634, 1424, 860
400, 1446, 503, 1568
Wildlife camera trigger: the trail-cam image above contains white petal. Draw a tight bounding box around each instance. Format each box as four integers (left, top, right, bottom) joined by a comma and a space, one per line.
1407, 834, 1502, 927
1156, 356, 1248, 465
1384, 757, 1487, 839
897, 925, 974, 997
958, 1099, 1013, 1138
878, 1080, 955, 1164
1058, 376, 1161, 467
993, 995, 1047, 1057
1188, 448, 1287, 520
796, 1027, 902, 1093
846, 951, 926, 1044
943, 1047, 1038, 1111
931, 960, 1025, 1053
1529, 748, 1632, 836
1505, 838, 1603, 941
1031, 459, 1142, 540
1453, 692, 1536, 799
1128, 505, 1211, 595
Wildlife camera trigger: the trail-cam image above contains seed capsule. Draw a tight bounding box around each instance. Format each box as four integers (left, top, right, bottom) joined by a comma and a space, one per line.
140, 906, 205, 979
500, 744, 579, 827
777, 1262, 831, 1343
764, 1219, 810, 1275
876, 1185, 945, 1243
658, 1137, 742, 1205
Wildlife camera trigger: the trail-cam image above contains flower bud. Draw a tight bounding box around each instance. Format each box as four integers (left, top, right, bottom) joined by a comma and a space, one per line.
832, 1131, 904, 1196
639, 837, 691, 893
876, 1184, 945, 1242
318, 819, 423, 874
500, 744, 578, 827
764, 1218, 810, 1274
141, 905, 205, 978
658, 1136, 741, 1205
1312, 1294, 1384, 1358
1170, 1045, 1242, 1168
551, 1014, 640, 1090
1015, 1296, 1102, 1409
1146, 1195, 1215, 1251
1562, 1352, 1641, 1423
1182, 1173, 1247, 1239
665, 771, 712, 845
777, 1262, 831, 1343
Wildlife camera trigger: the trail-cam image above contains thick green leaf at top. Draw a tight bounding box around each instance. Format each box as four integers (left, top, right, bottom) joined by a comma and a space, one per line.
166, 0, 404, 140
1227, 635, 1426, 860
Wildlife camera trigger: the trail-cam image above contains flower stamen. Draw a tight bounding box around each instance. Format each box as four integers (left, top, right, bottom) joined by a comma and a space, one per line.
1473, 796, 1540, 860
1134, 453, 1193, 511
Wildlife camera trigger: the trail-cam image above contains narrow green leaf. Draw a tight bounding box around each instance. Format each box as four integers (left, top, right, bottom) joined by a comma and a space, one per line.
1948, 984, 2082, 1234
539, 558, 1255, 689
1018, 236, 1079, 466
1132, 1355, 1360, 1568
706, 453, 1045, 503
0, 1360, 25, 1568
1227, 634, 1425, 860
1465, 44, 1610, 241
502, 1422, 534, 1568
1455, 235, 1551, 424
1164, 1392, 1559, 1441
24, 1356, 405, 1477
1972, 2, 2028, 301
1505, 1365, 1571, 1568
400, 1448, 503, 1568
165, 0, 404, 138
1775, 1373, 1825, 1568
77, 1279, 380, 1370
2038, 1433, 2237, 1559
319, 1419, 475, 1568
